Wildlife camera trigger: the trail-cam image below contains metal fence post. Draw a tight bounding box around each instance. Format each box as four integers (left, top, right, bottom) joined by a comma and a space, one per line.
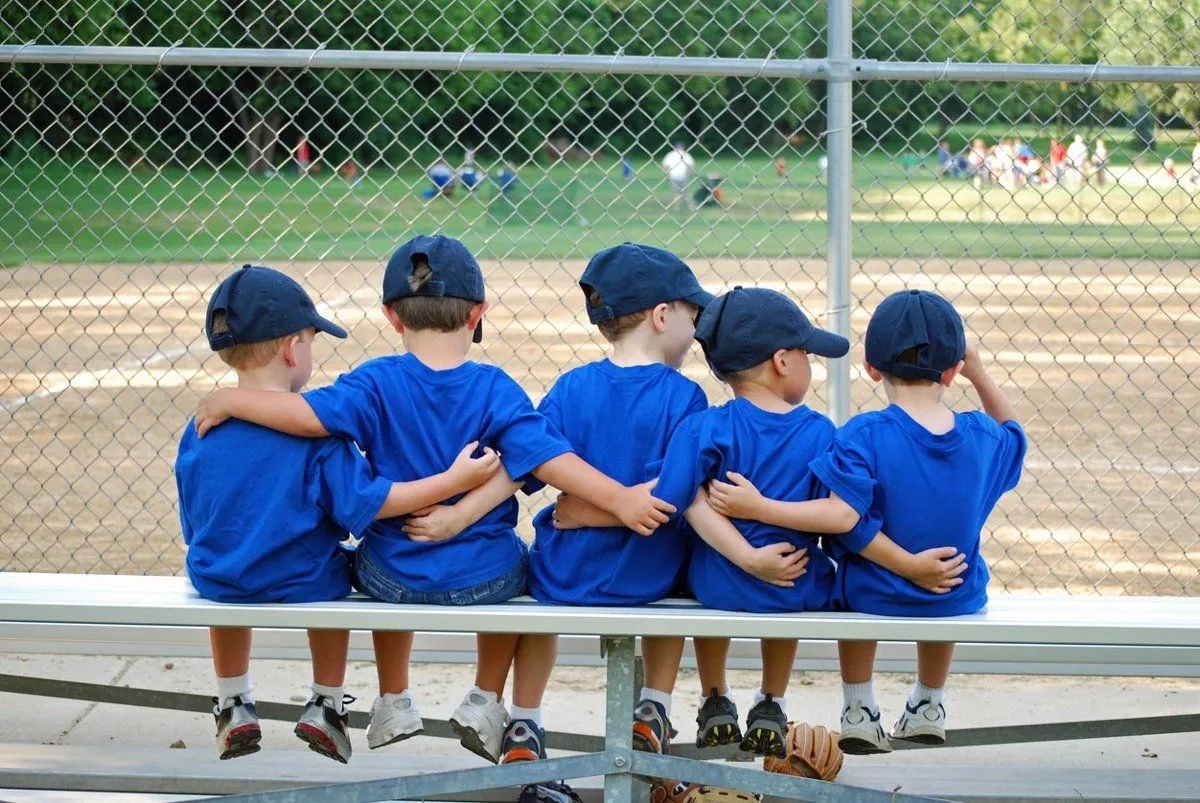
825, 0, 853, 425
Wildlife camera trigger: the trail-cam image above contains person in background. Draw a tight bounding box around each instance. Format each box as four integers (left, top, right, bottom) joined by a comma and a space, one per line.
1066, 135, 1088, 188
662, 142, 696, 210
295, 137, 312, 177
1091, 137, 1109, 186
427, 157, 456, 199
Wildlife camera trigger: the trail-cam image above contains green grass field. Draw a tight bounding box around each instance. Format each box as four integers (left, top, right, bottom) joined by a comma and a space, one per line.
4, 147, 1199, 265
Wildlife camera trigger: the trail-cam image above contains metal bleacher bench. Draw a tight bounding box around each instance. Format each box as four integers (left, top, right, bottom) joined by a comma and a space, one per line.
2, 573, 1200, 803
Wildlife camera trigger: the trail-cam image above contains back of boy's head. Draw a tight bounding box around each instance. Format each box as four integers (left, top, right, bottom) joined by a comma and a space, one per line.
578, 242, 714, 344
205, 265, 346, 369
865, 289, 965, 386
383, 234, 486, 343
695, 286, 848, 383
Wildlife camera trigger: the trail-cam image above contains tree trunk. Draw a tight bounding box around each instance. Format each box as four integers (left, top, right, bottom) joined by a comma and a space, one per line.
232, 81, 282, 175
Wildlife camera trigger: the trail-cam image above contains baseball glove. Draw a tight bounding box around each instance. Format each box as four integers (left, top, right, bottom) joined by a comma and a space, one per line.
651, 781, 762, 803
517, 781, 583, 803
762, 721, 843, 782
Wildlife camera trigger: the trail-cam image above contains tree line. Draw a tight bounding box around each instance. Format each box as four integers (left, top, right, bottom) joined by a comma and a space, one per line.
1, 0, 1194, 170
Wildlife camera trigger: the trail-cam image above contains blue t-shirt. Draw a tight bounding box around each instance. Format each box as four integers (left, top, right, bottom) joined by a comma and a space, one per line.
528, 359, 708, 605
653, 398, 839, 613
812, 405, 1027, 617
175, 419, 391, 603
304, 354, 572, 592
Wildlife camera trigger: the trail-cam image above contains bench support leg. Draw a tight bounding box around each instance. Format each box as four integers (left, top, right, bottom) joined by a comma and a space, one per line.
603, 636, 636, 803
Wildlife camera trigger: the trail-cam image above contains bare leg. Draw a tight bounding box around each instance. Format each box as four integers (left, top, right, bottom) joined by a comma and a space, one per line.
838, 640, 878, 684
308, 629, 350, 687
512, 634, 557, 708
476, 633, 520, 698
759, 638, 798, 697
210, 627, 252, 678
373, 630, 414, 694
916, 642, 955, 688
641, 636, 685, 695
693, 637, 730, 696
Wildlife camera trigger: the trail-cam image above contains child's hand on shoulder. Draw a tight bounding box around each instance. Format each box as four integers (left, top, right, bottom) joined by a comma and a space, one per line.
448, 441, 501, 491
743, 542, 809, 587
403, 505, 467, 543
616, 479, 676, 536
194, 389, 234, 438
707, 472, 765, 520
901, 546, 968, 594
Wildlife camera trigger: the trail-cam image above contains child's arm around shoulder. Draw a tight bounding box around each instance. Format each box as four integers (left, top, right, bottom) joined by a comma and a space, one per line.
196, 388, 324, 438
707, 413, 862, 533
707, 475, 860, 534
375, 442, 502, 521
686, 487, 808, 587
533, 454, 675, 536
856, 530, 968, 594
403, 470, 525, 543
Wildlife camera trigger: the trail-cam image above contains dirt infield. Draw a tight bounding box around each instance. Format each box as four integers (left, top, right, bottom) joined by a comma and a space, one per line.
2, 257, 1197, 594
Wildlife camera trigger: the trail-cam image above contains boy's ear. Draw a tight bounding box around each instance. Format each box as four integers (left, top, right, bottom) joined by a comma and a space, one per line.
772, 349, 790, 375
863, 359, 883, 383
467, 301, 490, 330
941, 360, 965, 387
381, 304, 405, 333
280, 333, 299, 367
649, 302, 671, 333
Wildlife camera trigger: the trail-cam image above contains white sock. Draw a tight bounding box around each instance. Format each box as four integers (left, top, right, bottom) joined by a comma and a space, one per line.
699, 687, 730, 706
753, 689, 787, 713
909, 681, 945, 708
509, 704, 543, 727
842, 680, 877, 713
640, 686, 673, 718
469, 686, 500, 705
216, 673, 252, 708
312, 682, 345, 713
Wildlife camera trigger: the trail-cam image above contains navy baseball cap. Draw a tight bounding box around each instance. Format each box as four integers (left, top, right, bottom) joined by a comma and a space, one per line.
696, 286, 849, 375
205, 265, 347, 351
579, 243, 715, 324
383, 234, 486, 343
865, 289, 966, 382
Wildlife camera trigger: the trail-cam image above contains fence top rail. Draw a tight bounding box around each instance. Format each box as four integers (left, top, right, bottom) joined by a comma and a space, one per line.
3, 45, 1199, 84
1, 574, 1199, 647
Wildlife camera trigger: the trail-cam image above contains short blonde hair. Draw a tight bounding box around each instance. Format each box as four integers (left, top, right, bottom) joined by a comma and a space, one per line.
211, 311, 312, 369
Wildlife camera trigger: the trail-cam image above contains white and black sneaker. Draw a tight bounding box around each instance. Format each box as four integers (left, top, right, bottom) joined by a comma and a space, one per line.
294, 693, 355, 764
838, 699, 892, 755
892, 699, 946, 745
214, 695, 261, 760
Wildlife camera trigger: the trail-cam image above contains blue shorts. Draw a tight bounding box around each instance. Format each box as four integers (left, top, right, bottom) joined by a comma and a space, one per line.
354, 546, 528, 605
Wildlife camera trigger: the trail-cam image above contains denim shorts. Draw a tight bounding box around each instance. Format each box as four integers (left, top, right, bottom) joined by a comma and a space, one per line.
354, 546, 528, 605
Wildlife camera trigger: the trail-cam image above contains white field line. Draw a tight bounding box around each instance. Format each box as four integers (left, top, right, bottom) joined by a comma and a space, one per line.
0, 288, 371, 415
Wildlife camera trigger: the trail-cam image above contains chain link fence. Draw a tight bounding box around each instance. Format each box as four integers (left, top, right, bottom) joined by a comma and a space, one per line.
2, 1, 1197, 594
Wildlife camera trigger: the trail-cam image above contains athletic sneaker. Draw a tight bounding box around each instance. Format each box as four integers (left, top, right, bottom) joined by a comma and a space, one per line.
838, 700, 892, 755
891, 699, 947, 745
449, 687, 510, 763
500, 718, 547, 764
294, 693, 354, 764
632, 698, 673, 755
213, 695, 261, 760
695, 688, 742, 748
366, 690, 424, 750
739, 695, 787, 758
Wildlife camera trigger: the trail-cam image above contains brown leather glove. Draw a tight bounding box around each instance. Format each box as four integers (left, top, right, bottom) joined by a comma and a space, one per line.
762, 721, 844, 782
